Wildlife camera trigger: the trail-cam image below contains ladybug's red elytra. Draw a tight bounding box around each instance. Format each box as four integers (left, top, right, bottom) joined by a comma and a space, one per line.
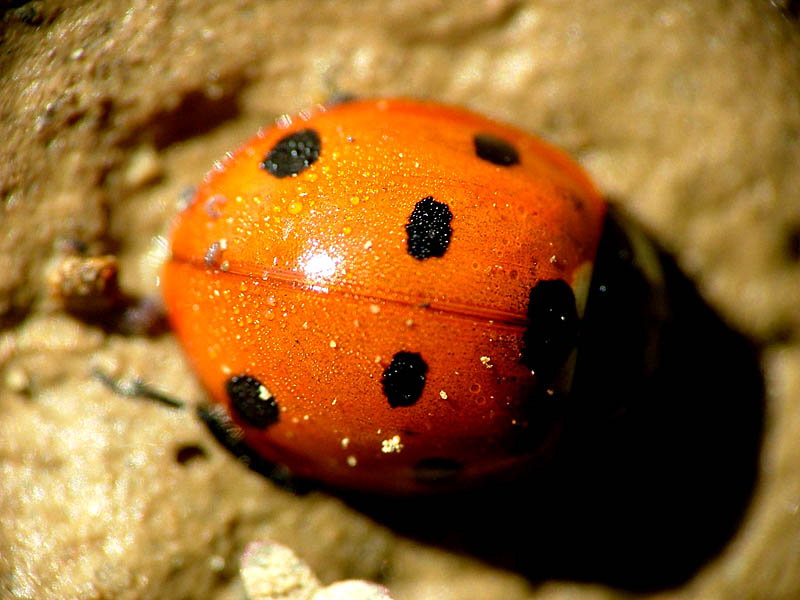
162, 98, 606, 494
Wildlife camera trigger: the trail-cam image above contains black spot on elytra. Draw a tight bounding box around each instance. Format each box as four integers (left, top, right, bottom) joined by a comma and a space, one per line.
414, 457, 463, 485
520, 279, 579, 377
473, 133, 519, 166
225, 374, 279, 428
261, 129, 321, 178
196, 405, 313, 494
405, 196, 453, 260
381, 352, 428, 408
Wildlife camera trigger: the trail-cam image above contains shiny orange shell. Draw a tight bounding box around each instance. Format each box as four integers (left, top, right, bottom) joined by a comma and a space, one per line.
162, 98, 605, 493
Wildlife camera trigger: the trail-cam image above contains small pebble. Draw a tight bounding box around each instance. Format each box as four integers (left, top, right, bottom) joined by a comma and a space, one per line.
240, 541, 396, 600
314, 581, 394, 600
240, 541, 320, 600
123, 146, 163, 188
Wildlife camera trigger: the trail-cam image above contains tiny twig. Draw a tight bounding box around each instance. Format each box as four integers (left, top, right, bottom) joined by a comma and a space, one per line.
92, 368, 185, 409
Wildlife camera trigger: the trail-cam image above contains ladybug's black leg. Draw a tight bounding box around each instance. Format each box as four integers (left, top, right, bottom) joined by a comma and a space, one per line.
196, 405, 314, 494
94, 367, 313, 494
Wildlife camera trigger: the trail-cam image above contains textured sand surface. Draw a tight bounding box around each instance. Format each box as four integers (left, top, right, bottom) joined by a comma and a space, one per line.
1, 1, 798, 598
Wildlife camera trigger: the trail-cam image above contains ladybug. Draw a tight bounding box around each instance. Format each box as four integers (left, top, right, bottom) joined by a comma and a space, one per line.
162, 98, 605, 494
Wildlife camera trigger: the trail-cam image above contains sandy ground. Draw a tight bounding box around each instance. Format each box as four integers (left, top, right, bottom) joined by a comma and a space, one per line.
0, 1, 799, 599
